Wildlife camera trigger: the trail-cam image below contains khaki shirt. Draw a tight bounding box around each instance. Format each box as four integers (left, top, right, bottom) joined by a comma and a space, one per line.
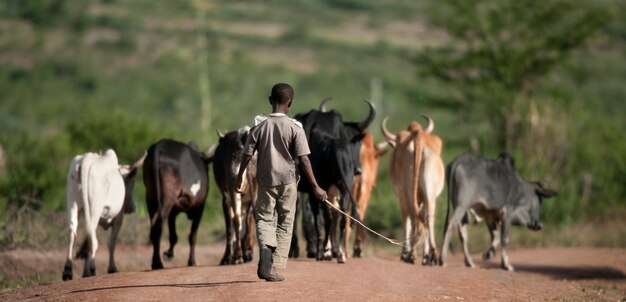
243, 113, 310, 187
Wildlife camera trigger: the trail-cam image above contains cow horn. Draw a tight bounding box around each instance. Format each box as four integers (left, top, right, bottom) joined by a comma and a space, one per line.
217, 129, 225, 138
422, 114, 434, 134
375, 141, 390, 157
381, 117, 397, 145
204, 143, 218, 159
319, 97, 333, 112
357, 99, 376, 131
132, 151, 148, 169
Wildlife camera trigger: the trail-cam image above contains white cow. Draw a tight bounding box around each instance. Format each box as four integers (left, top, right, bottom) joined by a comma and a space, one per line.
62, 149, 145, 280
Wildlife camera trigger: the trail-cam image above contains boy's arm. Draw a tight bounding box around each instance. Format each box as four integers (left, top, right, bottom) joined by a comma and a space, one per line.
298, 155, 327, 201
235, 154, 253, 193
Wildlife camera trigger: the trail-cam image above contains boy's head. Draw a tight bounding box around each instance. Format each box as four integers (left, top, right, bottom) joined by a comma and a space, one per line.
269, 83, 294, 108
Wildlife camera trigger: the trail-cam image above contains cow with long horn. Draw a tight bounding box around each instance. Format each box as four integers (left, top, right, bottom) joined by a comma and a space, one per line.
382, 115, 444, 265
290, 99, 376, 263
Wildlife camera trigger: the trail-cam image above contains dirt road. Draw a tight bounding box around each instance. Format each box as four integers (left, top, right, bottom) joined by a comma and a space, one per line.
1, 245, 625, 301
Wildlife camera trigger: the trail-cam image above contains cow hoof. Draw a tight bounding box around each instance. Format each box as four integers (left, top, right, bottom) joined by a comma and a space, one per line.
288, 246, 299, 258
63, 262, 73, 281
244, 251, 253, 262
400, 252, 415, 264
163, 250, 174, 260
483, 249, 495, 260
188, 260, 196, 266
465, 261, 476, 268
306, 251, 317, 259
502, 263, 514, 271
108, 267, 118, 274
337, 253, 346, 264
219, 258, 229, 266
322, 250, 332, 261
353, 248, 362, 258
234, 258, 243, 265
423, 254, 437, 266
152, 262, 164, 270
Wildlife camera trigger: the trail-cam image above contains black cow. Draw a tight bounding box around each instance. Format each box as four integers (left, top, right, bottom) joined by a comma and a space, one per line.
143, 139, 211, 270
439, 152, 557, 271
291, 99, 375, 263
212, 127, 258, 265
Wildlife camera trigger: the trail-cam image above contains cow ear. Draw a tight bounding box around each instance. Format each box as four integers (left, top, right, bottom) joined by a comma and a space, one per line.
534, 182, 557, 199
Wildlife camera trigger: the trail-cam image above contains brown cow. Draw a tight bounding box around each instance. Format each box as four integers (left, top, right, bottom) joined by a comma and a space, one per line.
143, 139, 211, 270
381, 115, 444, 265
349, 132, 388, 257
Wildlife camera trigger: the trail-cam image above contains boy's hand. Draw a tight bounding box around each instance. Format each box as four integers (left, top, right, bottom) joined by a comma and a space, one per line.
313, 186, 327, 201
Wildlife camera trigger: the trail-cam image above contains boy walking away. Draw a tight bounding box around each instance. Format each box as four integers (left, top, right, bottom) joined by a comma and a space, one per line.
235, 83, 327, 282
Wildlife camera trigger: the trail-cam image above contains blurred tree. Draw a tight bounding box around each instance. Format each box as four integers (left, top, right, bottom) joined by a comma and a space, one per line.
418, 0, 610, 149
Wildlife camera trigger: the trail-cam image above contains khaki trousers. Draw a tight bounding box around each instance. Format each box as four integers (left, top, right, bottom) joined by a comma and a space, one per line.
255, 182, 298, 269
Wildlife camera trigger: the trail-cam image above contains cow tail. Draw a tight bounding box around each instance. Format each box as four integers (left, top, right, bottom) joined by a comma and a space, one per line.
77, 154, 93, 259
412, 132, 424, 238
151, 146, 164, 225
334, 142, 358, 221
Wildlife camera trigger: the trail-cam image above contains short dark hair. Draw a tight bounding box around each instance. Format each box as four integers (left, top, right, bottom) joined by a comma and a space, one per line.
269, 83, 294, 105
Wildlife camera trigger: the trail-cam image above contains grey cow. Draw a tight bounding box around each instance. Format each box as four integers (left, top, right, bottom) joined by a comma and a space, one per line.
439, 152, 557, 271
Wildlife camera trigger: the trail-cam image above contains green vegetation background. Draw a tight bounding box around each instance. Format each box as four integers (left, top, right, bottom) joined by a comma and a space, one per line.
0, 0, 624, 257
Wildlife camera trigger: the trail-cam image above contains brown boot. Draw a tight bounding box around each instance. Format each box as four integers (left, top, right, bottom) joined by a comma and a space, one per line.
265, 267, 285, 282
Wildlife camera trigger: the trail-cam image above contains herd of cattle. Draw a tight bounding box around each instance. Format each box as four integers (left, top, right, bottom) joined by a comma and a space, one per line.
61, 99, 557, 280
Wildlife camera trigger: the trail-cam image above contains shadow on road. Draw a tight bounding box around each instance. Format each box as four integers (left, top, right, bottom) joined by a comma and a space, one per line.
69, 280, 257, 294
514, 264, 626, 280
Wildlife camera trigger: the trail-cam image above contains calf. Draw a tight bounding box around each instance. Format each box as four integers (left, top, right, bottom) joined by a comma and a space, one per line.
212, 127, 258, 265
143, 139, 211, 269
294, 99, 375, 263
63, 149, 145, 280
382, 115, 444, 265
439, 152, 557, 271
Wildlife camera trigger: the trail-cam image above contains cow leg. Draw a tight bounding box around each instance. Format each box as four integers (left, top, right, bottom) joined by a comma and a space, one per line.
328, 209, 338, 258
188, 210, 202, 267
288, 195, 301, 258
302, 195, 318, 258
150, 214, 164, 269
400, 215, 415, 264
233, 192, 244, 264
458, 222, 475, 268
411, 215, 423, 262
310, 198, 324, 261
422, 226, 431, 265
321, 204, 333, 261
220, 195, 233, 265
83, 208, 100, 277
500, 220, 514, 271
107, 213, 124, 274
336, 192, 351, 264
422, 194, 438, 266
482, 217, 500, 260
353, 197, 367, 258
63, 201, 79, 281
439, 209, 465, 267
164, 210, 179, 260
242, 203, 255, 262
